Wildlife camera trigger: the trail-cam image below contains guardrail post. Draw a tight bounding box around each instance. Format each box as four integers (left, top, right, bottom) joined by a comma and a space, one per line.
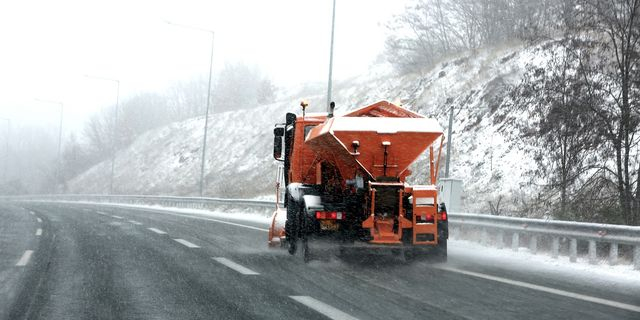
481, 228, 488, 246
512, 233, 519, 251
570, 239, 577, 263
588, 240, 597, 264
609, 242, 618, 266
635, 246, 640, 270
551, 237, 559, 259
529, 235, 537, 254
496, 230, 504, 249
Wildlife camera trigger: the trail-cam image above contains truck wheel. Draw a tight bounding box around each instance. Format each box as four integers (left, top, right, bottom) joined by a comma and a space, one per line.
288, 238, 297, 255
432, 239, 447, 263
286, 198, 299, 255
299, 209, 312, 263
301, 237, 311, 263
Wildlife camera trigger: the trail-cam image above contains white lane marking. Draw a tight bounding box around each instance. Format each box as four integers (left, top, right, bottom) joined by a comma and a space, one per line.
128, 220, 142, 225
111, 215, 124, 219
142, 211, 268, 233
212, 257, 259, 275
437, 266, 640, 313
290, 296, 359, 320
16, 250, 34, 266
97, 211, 109, 215
174, 238, 200, 248
35, 228, 42, 236
36, 218, 42, 223
147, 227, 167, 234
60, 202, 270, 233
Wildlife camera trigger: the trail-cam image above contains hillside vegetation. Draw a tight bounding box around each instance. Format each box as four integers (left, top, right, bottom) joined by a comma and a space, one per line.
69, 42, 539, 214
68, 0, 640, 226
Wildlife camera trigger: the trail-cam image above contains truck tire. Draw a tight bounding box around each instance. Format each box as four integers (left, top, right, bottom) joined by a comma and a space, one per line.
432, 239, 447, 263
299, 205, 312, 263
286, 197, 299, 255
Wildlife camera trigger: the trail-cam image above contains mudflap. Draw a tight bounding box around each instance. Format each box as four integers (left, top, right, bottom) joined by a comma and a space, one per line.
268, 208, 287, 248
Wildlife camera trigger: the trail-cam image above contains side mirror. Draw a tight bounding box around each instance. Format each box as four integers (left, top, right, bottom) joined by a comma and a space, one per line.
273, 126, 285, 161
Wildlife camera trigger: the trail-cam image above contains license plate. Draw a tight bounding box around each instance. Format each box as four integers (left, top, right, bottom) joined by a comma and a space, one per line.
320, 220, 339, 231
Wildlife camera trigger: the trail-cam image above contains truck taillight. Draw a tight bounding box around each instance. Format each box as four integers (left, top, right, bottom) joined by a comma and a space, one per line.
438, 203, 448, 221
315, 211, 345, 220
417, 214, 434, 223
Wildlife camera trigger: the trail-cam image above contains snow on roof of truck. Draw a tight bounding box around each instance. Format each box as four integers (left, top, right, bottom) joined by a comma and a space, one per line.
330, 116, 443, 134
344, 100, 424, 118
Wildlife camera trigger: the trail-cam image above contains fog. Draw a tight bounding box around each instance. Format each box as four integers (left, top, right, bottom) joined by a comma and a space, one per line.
0, 0, 408, 131
0, 0, 411, 193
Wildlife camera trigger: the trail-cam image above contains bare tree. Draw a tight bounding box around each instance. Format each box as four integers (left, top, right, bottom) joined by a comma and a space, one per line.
513, 41, 602, 220
577, 0, 640, 225
386, 0, 568, 73
213, 62, 275, 112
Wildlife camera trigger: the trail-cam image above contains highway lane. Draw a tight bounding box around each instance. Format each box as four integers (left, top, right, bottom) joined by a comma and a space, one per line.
1, 202, 639, 320
3, 204, 322, 320
0, 205, 40, 320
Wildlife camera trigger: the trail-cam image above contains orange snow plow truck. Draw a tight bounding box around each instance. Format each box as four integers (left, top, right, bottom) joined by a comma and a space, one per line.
269, 100, 448, 262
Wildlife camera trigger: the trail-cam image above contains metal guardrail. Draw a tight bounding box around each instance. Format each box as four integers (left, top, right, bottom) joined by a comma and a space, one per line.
3, 194, 639, 270
2, 194, 275, 209
450, 213, 640, 269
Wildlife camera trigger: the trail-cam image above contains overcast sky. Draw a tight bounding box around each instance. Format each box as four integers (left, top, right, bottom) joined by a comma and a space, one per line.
0, 0, 409, 134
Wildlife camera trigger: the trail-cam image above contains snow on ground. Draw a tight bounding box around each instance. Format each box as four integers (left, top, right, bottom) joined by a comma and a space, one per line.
58, 200, 640, 283
141, 202, 640, 283
68, 40, 564, 214
449, 239, 640, 288
56, 200, 273, 225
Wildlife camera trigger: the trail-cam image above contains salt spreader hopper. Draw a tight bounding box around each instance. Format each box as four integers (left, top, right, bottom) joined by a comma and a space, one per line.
269, 101, 448, 262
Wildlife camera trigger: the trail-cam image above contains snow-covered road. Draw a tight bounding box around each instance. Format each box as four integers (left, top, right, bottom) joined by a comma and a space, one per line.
1, 202, 638, 319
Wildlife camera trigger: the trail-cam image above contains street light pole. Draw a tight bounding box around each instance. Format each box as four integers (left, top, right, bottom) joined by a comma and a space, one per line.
166, 21, 215, 197
0, 118, 10, 184
35, 99, 64, 191
327, 0, 337, 112
445, 105, 454, 178
85, 75, 120, 195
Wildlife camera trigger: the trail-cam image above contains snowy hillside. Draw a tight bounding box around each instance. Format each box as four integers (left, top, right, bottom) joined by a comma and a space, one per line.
69, 41, 550, 214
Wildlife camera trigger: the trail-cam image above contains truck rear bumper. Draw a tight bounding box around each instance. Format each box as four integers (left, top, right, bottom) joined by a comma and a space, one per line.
306, 235, 438, 249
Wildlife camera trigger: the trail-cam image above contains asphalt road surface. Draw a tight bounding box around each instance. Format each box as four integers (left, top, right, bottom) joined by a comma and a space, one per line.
1, 202, 638, 320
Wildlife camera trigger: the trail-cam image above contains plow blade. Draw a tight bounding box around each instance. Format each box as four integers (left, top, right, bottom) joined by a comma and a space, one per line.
268, 208, 287, 248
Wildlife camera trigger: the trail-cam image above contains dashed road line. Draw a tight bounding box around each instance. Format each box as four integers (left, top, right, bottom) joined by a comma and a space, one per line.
35, 228, 42, 236
131, 209, 268, 233
97, 211, 109, 216
436, 266, 640, 313
148, 227, 167, 234
111, 215, 124, 219
16, 250, 34, 267
174, 239, 200, 248
289, 296, 359, 320
128, 220, 142, 225
212, 257, 259, 275
36, 218, 42, 223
